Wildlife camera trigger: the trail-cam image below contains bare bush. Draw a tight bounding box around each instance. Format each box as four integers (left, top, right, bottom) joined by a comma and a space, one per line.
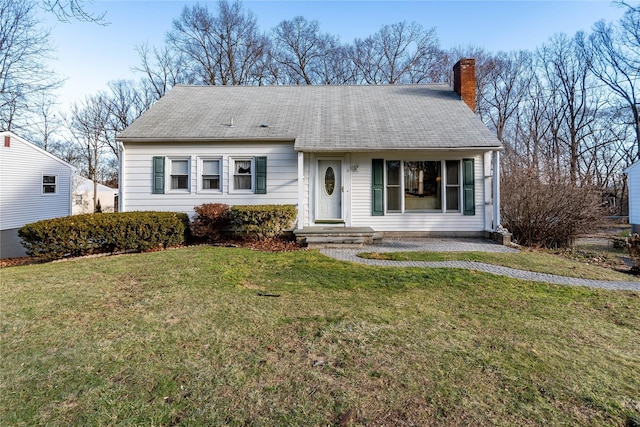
190, 203, 230, 242
501, 167, 604, 248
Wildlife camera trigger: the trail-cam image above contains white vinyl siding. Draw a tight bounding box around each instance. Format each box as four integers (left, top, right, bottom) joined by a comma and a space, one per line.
121, 141, 297, 214
627, 162, 640, 227
0, 131, 74, 232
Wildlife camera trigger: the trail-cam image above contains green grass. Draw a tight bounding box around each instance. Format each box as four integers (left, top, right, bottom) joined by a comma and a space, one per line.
358, 249, 639, 282
1, 246, 639, 426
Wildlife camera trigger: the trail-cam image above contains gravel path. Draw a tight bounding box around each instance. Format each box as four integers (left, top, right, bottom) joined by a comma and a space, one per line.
319, 238, 640, 291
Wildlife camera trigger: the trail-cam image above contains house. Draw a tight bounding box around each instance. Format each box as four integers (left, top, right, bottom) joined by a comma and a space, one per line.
0, 131, 76, 258
72, 177, 118, 215
117, 59, 503, 241
625, 161, 640, 234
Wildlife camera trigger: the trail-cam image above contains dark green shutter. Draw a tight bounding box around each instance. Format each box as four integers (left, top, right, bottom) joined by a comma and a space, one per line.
372, 159, 384, 216
152, 156, 165, 194
255, 156, 267, 194
463, 158, 475, 215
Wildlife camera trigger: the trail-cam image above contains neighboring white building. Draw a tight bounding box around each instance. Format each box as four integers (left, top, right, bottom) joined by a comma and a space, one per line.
0, 131, 76, 258
625, 161, 640, 234
73, 177, 118, 215
117, 59, 503, 237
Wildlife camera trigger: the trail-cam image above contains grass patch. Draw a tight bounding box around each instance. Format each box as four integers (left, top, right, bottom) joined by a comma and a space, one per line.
1, 246, 639, 426
359, 249, 639, 282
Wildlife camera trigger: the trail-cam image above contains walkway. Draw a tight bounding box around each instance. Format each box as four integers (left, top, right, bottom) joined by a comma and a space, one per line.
319, 238, 640, 291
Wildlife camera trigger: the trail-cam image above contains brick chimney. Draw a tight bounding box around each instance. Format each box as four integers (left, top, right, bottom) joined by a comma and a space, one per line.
453, 58, 476, 113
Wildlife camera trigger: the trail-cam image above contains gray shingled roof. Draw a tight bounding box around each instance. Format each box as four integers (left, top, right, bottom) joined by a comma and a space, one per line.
117, 84, 502, 151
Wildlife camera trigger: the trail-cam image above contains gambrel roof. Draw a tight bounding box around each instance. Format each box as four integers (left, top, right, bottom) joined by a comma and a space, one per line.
118, 84, 502, 152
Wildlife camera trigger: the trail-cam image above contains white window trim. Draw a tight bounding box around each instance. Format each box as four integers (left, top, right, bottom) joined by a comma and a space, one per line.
197, 157, 223, 193
42, 174, 58, 196
229, 157, 254, 193
384, 160, 463, 214
167, 157, 191, 193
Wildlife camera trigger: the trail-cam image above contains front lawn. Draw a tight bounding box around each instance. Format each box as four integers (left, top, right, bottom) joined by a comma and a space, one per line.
1, 246, 639, 426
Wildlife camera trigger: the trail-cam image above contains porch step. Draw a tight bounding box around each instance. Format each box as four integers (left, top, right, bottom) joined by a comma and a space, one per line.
294, 227, 376, 248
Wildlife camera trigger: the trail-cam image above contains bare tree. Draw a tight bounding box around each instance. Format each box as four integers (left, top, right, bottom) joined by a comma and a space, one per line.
167, 0, 269, 86
540, 33, 600, 184
102, 79, 153, 158
350, 21, 440, 84
134, 43, 193, 99
588, 2, 640, 160
69, 94, 111, 211
40, 0, 107, 24
480, 51, 533, 144
0, 0, 63, 132
31, 94, 63, 151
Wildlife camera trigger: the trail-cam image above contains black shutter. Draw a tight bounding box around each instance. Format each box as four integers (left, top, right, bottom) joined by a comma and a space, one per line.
463, 158, 475, 215
372, 159, 384, 216
255, 156, 267, 194
152, 156, 165, 194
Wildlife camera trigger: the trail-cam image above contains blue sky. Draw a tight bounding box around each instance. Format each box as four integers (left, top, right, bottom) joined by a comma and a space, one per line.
39, 1, 629, 109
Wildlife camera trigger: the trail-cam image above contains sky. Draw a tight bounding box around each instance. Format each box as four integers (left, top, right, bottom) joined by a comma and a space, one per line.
38, 0, 630, 110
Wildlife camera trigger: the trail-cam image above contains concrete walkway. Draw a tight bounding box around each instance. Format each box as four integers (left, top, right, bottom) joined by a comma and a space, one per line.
319, 238, 640, 291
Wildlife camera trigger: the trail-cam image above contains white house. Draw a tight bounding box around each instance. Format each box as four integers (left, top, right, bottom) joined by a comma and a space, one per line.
72, 177, 118, 215
625, 161, 640, 234
0, 131, 76, 258
117, 59, 503, 241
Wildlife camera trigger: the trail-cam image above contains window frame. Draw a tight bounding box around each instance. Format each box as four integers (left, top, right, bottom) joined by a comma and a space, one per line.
197, 157, 222, 193
230, 157, 255, 193
383, 160, 463, 214
167, 157, 191, 193
42, 174, 58, 195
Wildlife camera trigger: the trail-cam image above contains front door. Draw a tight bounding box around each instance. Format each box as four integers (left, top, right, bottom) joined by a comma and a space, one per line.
317, 159, 342, 221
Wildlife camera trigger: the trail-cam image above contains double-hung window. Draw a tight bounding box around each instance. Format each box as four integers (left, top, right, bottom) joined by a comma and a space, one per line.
42, 175, 57, 194
170, 158, 190, 191
200, 158, 221, 191
231, 158, 253, 192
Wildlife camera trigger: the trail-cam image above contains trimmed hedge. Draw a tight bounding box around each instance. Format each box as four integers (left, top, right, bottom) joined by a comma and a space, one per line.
18, 212, 189, 260
229, 204, 297, 239
629, 233, 640, 271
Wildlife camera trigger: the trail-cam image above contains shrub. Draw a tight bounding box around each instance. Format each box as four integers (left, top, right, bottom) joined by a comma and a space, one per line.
229, 204, 297, 239
628, 234, 640, 271
190, 203, 230, 242
501, 168, 603, 248
18, 211, 189, 260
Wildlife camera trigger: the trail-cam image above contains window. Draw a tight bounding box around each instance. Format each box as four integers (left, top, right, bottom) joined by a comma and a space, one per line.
445, 160, 460, 212
404, 161, 441, 211
386, 160, 401, 211
231, 158, 253, 191
380, 159, 473, 214
200, 159, 221, 191
170, 159, 189, 190
74, 194, 84, 205
42, 175, 57, 194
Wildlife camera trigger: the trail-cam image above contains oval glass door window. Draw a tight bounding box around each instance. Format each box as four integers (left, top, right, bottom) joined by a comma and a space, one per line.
325, 167, 335, 195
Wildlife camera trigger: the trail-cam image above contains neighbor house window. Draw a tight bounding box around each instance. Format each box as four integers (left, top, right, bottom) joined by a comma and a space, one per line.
42, 175, 57, 194
386, 160, 401, 212
200, 158, 221, 191
170, 159, 189, 190
231, 158, 253, 191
